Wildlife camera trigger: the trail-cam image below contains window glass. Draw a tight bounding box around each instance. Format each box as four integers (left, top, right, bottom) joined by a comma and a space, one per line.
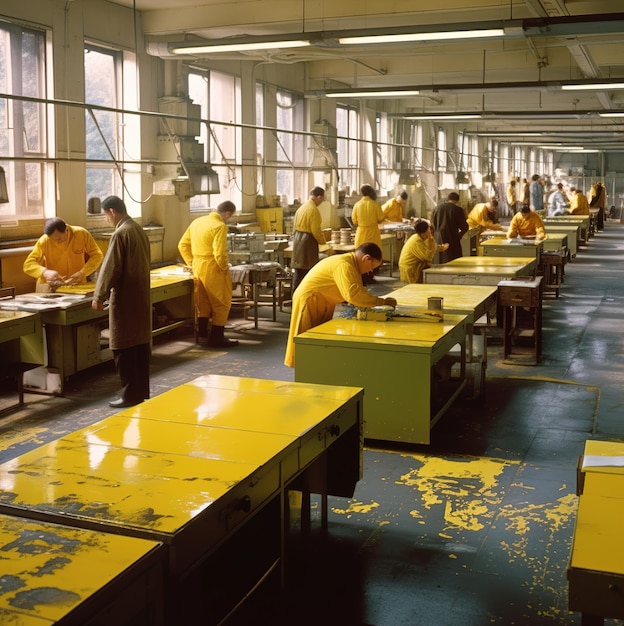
0, 22, 47, 221
84, 45, 121, 205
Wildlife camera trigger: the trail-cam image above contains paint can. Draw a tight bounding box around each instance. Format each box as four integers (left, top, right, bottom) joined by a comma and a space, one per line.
427, 297, 444, 311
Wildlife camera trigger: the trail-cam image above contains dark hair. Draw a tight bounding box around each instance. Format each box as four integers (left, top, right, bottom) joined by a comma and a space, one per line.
360, 184, 377, 201
415, 220, 430, 235
217, 200, 236, 214
399, 191, 408, 200
356, 242, 382, 261
489, 198, 499, 208
557, 183, 564, 189
509, 180, 516, 187
447, 192, 460, 202
102, 195, 128, 215
531, 174, 540, 181
520, 204, 531, 213
44, 217, 67, 236
310, 186, 325, 198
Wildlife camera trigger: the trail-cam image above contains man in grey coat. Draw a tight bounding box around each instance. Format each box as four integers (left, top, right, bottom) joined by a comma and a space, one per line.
92, 196, 151, 408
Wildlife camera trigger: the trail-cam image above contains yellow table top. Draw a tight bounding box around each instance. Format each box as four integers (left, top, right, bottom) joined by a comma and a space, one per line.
386, 283, 497, 312
118, 375, 362, 436
297, 314, 468, 348
580, 439, 624, 477
0, 512, 161, 624
443, 256, 536, 268
571, 472, 624, 575
481, 239, 542, 248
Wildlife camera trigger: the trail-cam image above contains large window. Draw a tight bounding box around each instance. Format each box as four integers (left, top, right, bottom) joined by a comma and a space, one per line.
84, 44, 122, 206
336, 104, 358, 193
275, 89, 304, 205
0, 21, 47, 222
188, 69, 241, 210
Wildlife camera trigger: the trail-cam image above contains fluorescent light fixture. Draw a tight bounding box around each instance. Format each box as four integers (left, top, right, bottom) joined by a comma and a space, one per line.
339, 29, 504, 45
540, 145, 584, 150
171, 40, 310, 55
599, 112, 624, 118
561, 82, 624, 91
325, 90, 420, 99
404, 114, 482, 121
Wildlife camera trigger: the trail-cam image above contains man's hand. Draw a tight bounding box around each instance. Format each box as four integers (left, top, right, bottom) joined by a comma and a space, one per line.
92, 299, 105, 311
66, 270, 84, 285
42, 269, 63, 284
439, 243, 450, 252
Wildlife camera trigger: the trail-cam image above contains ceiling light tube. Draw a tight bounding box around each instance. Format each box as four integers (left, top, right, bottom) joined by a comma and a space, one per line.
170, 40, 311, 55
339, 29, 504, 45
325, 90, 421, 98
404, 114, 482, 121
599, 112, 624, 118
561, 82, 624, 91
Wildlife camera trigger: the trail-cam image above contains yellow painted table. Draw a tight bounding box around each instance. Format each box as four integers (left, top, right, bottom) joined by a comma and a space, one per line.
6, 269, 194, 394
544, 214, 590, 244
480, 238, 543, 265
542, 232, 568, 255
568, 440, 624, 625
0, 512, 164, 625
0, 375, 363, 624
0, 310, 41, 415
294, 314, 468, 444
423, 257, 536, 286
542, 221, 582, 256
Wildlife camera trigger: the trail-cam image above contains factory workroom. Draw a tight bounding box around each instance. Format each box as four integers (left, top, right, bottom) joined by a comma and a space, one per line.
1, 217, 624, 626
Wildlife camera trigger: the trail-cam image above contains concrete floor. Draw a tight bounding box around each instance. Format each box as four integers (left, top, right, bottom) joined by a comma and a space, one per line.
1, 220, 624, 625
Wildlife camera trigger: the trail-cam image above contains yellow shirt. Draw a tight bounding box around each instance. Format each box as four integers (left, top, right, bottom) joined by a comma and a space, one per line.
507, 211, 545, 240
467, 204, 505, 233
352, 196, 384, 248
23, 225, 103, 286
284, 252, 384, 367
382, 198, 404, 222
569, 193, 589, 215
178, 211, 232, 325
398, 234, 437, 283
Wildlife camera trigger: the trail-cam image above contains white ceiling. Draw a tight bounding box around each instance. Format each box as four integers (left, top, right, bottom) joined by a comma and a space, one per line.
108, 0, 624, 147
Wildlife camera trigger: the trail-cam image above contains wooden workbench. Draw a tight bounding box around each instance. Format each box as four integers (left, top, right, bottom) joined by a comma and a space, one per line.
0, 375, 363, 624
294, 314, 469, 445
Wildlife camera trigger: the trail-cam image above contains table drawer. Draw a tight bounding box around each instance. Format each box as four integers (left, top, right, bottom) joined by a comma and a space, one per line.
498, 285, 540, 307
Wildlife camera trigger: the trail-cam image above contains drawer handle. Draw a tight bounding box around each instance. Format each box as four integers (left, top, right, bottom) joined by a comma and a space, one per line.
235, 495, 252, 513
329, 424, 341, 438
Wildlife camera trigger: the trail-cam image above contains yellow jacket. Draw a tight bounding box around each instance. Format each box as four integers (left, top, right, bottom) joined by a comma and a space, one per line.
178, 212, 232, 326
507, 211, 545, 240
569, 192, 589, 215
398, 234, 437, 283
23, 225, 103, 286
467, 203, 505, 233
382, 198, 404, 222
284, 252, 385, 367
352, 196, 383, 248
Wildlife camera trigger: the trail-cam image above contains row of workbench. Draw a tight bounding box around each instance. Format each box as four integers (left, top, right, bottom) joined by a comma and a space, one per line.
0, 375, 364, 625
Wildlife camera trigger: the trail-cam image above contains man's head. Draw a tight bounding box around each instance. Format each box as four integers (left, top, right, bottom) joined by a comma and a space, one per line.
557, 183, 564, 190
310, 186, 325, 205
488, 198, 499, 212
509, 180, 516, 188
398, 190, 408, 203
360, 184, 377, 201
44, 218, 68, 243
531, 174, 540, 182
217, 200, 236, 222
520, 204, 531, 214
447, 192, 460, 203
355, 242, 383, 275
415, 219, 431, 237
102, 195, 128, 227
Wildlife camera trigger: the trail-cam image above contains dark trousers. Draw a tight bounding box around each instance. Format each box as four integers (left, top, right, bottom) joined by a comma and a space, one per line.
292, 268, 310, 293
112, 343, 151, 403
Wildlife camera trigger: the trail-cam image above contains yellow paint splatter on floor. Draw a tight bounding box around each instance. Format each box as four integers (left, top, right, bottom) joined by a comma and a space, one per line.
397, 454, 519, 532
332, 500, 380, 516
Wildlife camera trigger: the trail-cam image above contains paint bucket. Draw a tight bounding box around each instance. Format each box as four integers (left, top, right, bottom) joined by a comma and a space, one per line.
428, 297, 444, 311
